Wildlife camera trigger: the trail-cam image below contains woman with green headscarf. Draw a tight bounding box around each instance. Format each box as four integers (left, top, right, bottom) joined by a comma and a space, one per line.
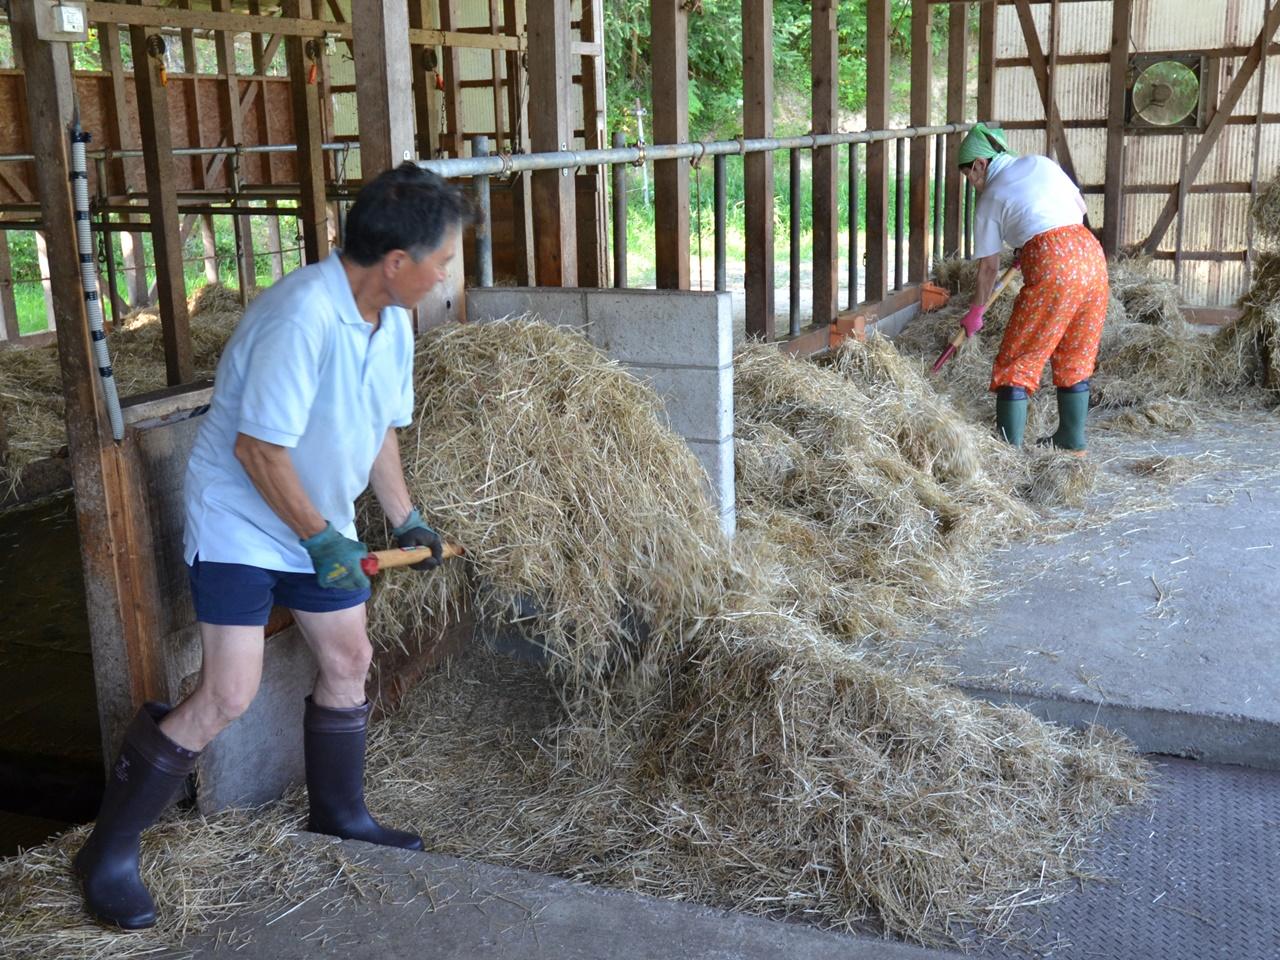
955, 122, 1108, 455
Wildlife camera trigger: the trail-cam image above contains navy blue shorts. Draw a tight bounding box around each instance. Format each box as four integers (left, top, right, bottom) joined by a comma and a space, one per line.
188, 556, 371, 626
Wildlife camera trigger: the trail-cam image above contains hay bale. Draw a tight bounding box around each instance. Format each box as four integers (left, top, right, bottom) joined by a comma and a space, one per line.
1020, 450, 1097, 508
1107, 257, 1185, 327
1100, 399, 1199, 435
0, 282, 244, 493
1250, 170, 1280, 245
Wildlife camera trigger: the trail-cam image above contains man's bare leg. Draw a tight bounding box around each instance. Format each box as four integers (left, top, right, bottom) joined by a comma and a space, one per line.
159, 623, 266, 751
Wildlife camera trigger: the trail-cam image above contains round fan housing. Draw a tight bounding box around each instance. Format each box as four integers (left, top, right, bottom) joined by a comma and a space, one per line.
1131, 59, 1202, 128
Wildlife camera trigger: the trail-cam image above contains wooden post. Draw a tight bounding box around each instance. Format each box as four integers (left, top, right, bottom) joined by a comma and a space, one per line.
944, 1, 968, 257
353, 0, 416, 176
865, 0, 890, 303
438, 1, 466, 157
0, 230, 18, 341
908, 0, 931, 283
743, 0, 774, 338
811, 0, 838, 326
977, 0, 996, 121
130, 10, 194, 383
100, 24, 148, 308
577, 0, 608, 286
527, 0, 578, 286
651, 0, 690, 290
212, 0, 257, 294
13, 0, 168, 760
408, 0, 440, 160
283, 0, 330, 263
1102, 0, 1131, 256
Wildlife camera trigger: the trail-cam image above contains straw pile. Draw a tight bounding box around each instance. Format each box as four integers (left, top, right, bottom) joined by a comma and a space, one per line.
731, 340, 1033, 642
352, 319, 1146, 943
0, 318, 1148, 955
0, 283, 246, 493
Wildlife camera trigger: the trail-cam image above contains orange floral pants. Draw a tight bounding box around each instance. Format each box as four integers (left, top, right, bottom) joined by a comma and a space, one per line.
989, 224, 1109, 392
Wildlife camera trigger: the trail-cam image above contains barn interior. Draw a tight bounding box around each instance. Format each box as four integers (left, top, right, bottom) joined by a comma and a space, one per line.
0, 1, 1278, 958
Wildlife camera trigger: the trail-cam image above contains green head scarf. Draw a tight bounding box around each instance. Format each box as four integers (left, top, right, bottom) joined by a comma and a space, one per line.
957, 123, 1014, 168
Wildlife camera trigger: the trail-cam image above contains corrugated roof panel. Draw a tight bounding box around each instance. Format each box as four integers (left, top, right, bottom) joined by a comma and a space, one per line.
995, 66, 1045, 121
455, 0, 491, 30
1064, 127, 1107, 184
1054, 63, 1108, 121
1056, 1, 1113, 56
996, 3, 1043, 60
1132, 0, 1232, 52
1123, 133, 1185, 185
1198, 124, 1258, 182
1181, 192, 1249, 252
1005, 129, 1046, 159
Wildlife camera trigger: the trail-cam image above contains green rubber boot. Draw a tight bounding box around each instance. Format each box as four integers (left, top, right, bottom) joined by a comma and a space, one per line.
1041, 382, 1089, 453
995, 388, 1027, 446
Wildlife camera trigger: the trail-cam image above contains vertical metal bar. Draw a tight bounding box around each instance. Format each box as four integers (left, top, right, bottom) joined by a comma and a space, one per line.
894, 136, 906, 289
714, 152, 727, 292
933, 133, 944, 268
789, 146, 800, 336
472, 135, 494, 287
611, 131, 627, 289
1247, 0, 1270, 288
849, 141, 859, 308
230, 149, 248, 308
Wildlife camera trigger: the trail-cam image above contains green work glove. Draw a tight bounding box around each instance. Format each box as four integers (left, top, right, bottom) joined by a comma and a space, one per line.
391, 508, 443, 570
300, 522, 371, 590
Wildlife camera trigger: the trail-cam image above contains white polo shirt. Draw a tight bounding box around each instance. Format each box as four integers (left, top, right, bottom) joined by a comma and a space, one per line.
972, 155, 1087, 258
183, 251, 415, 573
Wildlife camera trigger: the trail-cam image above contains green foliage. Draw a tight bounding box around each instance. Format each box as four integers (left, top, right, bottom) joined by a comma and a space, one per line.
605, 0, 931, 138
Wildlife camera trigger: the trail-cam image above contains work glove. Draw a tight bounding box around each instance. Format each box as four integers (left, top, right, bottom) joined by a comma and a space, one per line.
960, 303, 985, 336
391, 508, 443, 570
300, 523, 371, 591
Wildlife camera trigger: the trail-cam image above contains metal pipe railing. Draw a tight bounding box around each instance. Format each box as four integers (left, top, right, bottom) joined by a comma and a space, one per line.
471, 135, 493, 288
894, 136, 906, 290
789, 147, 801, 337
0, 141, 357, 164
933, 134, 945, 266
611, 131, 627, 289
418, 122, 985, 180
713, 153, 727, 293
848, 141, 859, 311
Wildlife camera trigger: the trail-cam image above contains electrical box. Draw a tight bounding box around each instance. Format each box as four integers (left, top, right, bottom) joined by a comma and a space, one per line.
34, 0, 91, 42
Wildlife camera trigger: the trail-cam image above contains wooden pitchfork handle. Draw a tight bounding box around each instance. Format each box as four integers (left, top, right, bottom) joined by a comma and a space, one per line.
360, 541, 467, 576
944, 263, 1020, 352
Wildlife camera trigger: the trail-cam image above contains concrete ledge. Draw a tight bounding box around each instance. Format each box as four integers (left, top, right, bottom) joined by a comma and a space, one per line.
586, 288, 732, 368
465, 287, 588, 331
624, 363, 733, 444
959, 684, 1280, 771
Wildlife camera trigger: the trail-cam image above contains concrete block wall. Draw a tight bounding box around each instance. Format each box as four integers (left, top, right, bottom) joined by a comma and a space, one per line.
466, 287, 736, 536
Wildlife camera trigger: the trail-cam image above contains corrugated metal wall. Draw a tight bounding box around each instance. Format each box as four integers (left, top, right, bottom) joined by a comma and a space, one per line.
992, 0, 1277, 306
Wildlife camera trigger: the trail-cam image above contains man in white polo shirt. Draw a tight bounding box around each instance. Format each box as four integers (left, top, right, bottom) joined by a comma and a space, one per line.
954, 123, 1108, 454
74, 163, 468, 930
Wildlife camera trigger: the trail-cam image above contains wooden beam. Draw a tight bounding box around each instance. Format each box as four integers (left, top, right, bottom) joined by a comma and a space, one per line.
212, 0, 256, 296
488, 0, 507, 151
651, 0, 690, 290
1012, 0, 1082, 187
577, 0, 607, 286
12, 0, 168, 761
811, 0, 838, 325
408, 0, 440, 160
1102, 0, 1131, 255
865, 0, 890, 303
283, 0, 329, 263
1142, 0, 1280, 254
130, 9, 194, 383
977, 0, 996, 120
526, 0, 577, 285
0, 230, 18, 341
81, 1, 522, 50
944, 2, 968, 257
909, 0, 932, 283
438, 1, 466, 157
352, 0, 416, 176
743, 0, 774, 338
504, 0, 535, 285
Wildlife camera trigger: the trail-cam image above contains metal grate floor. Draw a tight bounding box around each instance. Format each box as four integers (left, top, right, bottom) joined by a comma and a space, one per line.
971, 757, 1280, 960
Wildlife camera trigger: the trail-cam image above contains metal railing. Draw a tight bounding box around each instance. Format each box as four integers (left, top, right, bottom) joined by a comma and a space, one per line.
422, 122, 987, 338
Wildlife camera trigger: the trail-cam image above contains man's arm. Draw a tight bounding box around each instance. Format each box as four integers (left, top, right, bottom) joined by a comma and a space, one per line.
234, 433, 327, 539
367, 428, 415, 529
973, 253, 1001, 311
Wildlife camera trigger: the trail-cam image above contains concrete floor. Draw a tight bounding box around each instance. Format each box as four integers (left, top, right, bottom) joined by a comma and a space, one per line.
167, 412, 1280, 960
917, 414, 1280, 769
